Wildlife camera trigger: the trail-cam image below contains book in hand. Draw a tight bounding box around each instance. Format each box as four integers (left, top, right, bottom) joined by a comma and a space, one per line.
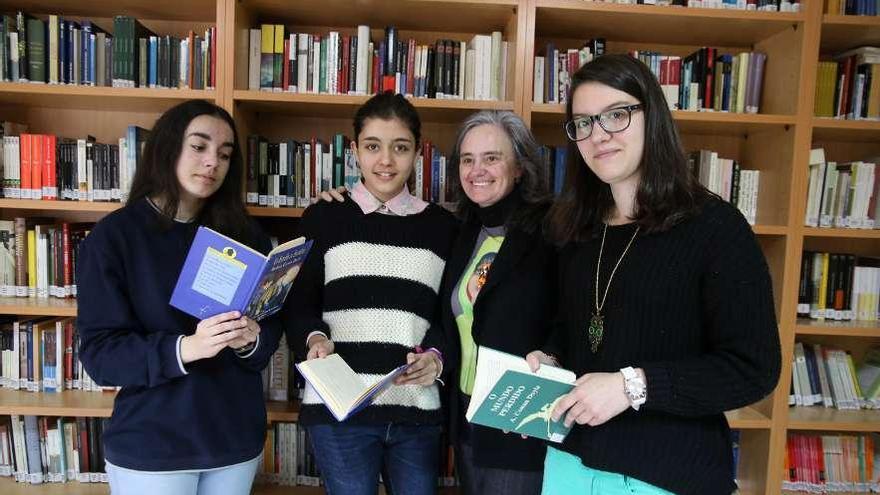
296, 353, 411, 422
170, 226, 313, 321
466, 346, 576, 443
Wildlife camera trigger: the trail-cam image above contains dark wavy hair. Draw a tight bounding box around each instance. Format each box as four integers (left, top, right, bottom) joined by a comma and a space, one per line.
127, 100, 255, 245
353, 91, 421, 144
450, 110, 551, 233
546, 54, 709, 245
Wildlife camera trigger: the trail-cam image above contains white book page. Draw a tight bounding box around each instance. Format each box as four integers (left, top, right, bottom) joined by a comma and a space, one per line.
466, 346, 575, 420
297, 354, 366, 417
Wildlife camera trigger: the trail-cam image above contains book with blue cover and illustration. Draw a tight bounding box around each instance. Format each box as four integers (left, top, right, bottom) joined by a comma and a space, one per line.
466, 346, 576, 443
169, 226, 313, 321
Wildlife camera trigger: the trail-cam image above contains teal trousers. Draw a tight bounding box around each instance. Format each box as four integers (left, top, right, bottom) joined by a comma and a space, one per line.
542, 447, 675, 495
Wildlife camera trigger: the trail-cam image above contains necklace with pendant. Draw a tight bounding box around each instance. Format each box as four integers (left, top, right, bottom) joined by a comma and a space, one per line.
589, 223, 640, 353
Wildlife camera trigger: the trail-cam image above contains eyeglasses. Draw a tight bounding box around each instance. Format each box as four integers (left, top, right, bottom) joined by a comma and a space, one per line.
563, 104, 643, 142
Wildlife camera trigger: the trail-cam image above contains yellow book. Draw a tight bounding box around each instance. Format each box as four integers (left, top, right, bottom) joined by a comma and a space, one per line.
259, 24, 275, 90
867, 64, 880, 120
26, 229, 35, 297
846, 353, 864, 404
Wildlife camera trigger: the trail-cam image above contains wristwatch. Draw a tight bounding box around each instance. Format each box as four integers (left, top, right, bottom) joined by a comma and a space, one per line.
620, 366, 647, 411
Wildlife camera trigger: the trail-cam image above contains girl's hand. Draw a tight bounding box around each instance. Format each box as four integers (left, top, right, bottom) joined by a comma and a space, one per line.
395, 352, 441, 386
315, 186, 348, 203
552, 372, 631, 428
306, 334, 335, 360
181, 311, 247, 363
227, 316, 260, 351
525, 350, 557, 372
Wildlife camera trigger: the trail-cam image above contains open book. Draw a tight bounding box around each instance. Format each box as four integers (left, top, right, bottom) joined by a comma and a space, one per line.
170, 226, 313, 321
296, 353, 411, 422
466, 346, 576, 443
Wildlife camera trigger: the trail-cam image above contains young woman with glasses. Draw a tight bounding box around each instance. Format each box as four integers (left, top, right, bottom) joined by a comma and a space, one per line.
526, 54, 781, 495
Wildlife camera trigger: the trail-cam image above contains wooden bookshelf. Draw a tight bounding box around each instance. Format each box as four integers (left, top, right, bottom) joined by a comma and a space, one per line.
787, 407, 880, 432
820, 14, 880, 53
795, 319, 880, 338
0, 0, 876, 493
0, 389, 300, 422
0, 297, 77, 317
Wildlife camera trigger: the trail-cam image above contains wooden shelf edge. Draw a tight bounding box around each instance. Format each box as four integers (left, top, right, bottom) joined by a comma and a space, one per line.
801, 227, 880, 239
536, 0, 805, 22
822, 14, 880, 27
795, 319, 880, 337
0, 199, 121, 212
725, 406, 772, 429
0, 297, 77, 316
247, 206, 306, 218
233, 90, 514, 110
787, 407, 880, 432
812, 117, 880, 132
529, 103, 796, 124
0, 82, 215, 100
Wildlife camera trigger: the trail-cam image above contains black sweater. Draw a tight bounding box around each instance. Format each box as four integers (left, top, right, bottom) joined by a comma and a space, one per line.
442, 197, 558, 471
546, 198, 781, 495
76, 198, 283, 471
284, 198, 458, 426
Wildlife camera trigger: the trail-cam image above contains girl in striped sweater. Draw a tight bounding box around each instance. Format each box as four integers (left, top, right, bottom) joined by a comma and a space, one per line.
282, 92, 458, 495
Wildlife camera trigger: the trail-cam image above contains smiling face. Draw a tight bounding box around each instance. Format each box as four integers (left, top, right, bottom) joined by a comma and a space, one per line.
571, 82, 645, 192
351, 117, 417, 202
458, 124, 522, 208
175, 114, 234, 215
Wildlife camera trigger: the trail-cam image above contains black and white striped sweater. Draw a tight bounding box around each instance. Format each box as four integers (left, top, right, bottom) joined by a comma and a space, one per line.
283, 197, 458, 426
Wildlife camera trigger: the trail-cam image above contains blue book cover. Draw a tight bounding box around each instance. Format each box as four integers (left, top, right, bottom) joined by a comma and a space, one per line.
170, 226, 312, 321
553, 146, 567, 195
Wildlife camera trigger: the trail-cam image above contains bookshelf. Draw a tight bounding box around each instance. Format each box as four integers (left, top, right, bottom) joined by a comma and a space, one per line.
0, 0, 876, 493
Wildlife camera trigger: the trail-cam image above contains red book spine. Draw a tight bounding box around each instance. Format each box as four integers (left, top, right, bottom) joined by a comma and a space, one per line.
20, 133, 31, 198
372, 51, 380, 94
341, 35, 350, 94
406, 39, 416, 95
31, 134, 43, 200
210, 26, 217, 88
44, 134, 57, 200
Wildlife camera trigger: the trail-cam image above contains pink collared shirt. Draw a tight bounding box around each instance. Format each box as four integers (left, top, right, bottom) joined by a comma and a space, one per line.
349, 181, 428, 216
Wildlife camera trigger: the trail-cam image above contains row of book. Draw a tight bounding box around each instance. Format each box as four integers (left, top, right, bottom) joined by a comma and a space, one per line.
0, 415, 109, 485
245, 135, 451, 208
688, 149, 761, 225
783, 433, 880, 493
248, 25, 507, 102
0, 13, 216, 89
0, 126, 149, 203
790, 343, 880, 410
534, 46, 767, 115
257, 422, 321, 487
0, 317, 107, 394
0, 219, 90, 300
825, 0, 879, 15
797, 252, 880, 322
815, 47, 879, 120
583, 0, 799, 10
805, 149, 880, 229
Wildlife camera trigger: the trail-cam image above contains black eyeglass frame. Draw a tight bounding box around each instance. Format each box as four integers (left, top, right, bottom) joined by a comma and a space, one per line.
563, 104, 643, 142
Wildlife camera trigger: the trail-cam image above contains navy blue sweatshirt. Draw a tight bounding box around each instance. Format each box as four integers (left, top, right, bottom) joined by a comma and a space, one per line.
76, 198, 283, 471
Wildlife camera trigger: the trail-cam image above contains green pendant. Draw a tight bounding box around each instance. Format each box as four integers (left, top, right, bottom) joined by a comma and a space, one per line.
588, 313, 604, 353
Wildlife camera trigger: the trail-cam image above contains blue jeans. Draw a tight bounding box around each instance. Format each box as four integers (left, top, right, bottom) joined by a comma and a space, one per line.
104, 454, 261, 495
308, 423, 441, 495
